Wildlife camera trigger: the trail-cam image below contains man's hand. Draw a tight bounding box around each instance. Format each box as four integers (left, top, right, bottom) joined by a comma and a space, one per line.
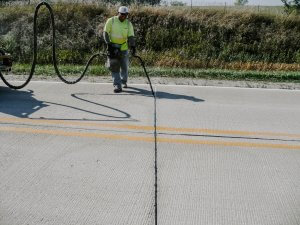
107, 42, 114, 53
130, 46, 136, 56
107, 43, 117, 57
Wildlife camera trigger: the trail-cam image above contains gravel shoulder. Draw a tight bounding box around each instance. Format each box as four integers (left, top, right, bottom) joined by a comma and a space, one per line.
2, 74, 300, 90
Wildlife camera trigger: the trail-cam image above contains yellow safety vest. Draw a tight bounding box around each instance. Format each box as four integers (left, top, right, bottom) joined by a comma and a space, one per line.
104, 16, 134, 51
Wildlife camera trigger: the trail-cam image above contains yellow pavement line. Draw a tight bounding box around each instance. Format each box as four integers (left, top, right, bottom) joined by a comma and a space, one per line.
0, 117, 300, 138
1, 126, 300, 150
157, 127, 300, 138
0, 117, 153, 131
0, 126, 153, 142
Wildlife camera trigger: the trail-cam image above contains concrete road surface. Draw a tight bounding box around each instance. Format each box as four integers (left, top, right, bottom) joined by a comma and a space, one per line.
0, 81, 299, 225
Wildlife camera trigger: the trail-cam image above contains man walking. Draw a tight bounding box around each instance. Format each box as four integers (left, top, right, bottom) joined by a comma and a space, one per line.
103, 6, 136, 93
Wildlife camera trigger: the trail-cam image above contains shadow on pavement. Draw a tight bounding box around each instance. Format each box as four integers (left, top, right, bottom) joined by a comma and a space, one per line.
0, 86, 48, 118
119, 86, 204, 102
44, 96, 137, 121
0, 87, 136, 122
71, 93, 132, 119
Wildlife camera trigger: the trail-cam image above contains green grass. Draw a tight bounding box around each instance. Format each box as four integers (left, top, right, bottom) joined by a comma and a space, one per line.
1, 3, 300, 66
7, 63, 300, 83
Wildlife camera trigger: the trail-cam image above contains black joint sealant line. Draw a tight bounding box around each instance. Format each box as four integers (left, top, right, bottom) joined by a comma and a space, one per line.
153, 89, 158, 225
134, 55, 158, 225
0, 1, 159, 224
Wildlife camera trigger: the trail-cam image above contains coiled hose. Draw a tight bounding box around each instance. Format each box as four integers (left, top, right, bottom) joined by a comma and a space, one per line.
0, 2, 101, 89
0, 1, 154, 97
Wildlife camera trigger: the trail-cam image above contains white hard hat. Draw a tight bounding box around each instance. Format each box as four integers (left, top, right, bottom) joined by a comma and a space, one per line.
118, 6, 129, 14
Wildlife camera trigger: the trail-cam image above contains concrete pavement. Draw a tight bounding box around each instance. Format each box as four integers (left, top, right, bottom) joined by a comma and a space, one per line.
0, 81, 299, 225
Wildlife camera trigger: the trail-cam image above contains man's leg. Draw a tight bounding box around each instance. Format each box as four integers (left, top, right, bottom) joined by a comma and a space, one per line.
109, 57, 122, 92
120, 51, 129, 88
112, 71, 122, 92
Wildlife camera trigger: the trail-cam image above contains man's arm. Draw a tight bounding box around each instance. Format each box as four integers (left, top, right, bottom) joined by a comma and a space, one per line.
128, 36, 136, 55
128, 22, 136, 55
103, 32, 111, 45
103, 18, 112, 45
128, 36, 135, 48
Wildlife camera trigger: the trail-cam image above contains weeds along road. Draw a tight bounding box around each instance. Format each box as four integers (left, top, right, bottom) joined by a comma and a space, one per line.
0, 81, 300, 225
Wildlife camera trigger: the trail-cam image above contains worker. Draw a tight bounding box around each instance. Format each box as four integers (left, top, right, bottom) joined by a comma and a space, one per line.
103, 6, 136, 93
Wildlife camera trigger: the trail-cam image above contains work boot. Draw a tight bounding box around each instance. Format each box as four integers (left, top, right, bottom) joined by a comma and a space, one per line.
113, 86, 122, 93
121, 80, 128, 88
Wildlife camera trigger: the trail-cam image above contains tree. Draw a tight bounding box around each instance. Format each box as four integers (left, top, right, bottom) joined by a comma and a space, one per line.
234, 0, 248, 6
170, 0, 186, 6
0, 0, 16, 6
282, 0, 300, 14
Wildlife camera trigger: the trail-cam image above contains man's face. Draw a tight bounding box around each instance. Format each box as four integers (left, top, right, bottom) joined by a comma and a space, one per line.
118, 13, 128, 22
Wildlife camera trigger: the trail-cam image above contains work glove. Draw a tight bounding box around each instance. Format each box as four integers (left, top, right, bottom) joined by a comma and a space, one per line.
107, 43, 114, 55
130, 46, 136, 56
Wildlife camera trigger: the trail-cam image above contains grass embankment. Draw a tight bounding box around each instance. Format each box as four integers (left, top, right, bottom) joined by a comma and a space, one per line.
12, 64, 300, 83
1, 3, 300, 81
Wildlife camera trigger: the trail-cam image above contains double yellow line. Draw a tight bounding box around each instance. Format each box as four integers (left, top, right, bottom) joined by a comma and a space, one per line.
0, 117, 300, 150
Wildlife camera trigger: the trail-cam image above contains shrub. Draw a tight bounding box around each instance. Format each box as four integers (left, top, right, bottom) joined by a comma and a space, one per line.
0, 3, 300, 71
282, 0, 300, 15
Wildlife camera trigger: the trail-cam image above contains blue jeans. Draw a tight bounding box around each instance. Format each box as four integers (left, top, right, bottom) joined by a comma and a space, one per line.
111, 50, 129, 88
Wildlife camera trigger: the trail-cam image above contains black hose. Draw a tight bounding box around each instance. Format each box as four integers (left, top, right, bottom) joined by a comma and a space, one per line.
0, 2, 155, 96
0, 1, 106, 89
133, 55, 154, 97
